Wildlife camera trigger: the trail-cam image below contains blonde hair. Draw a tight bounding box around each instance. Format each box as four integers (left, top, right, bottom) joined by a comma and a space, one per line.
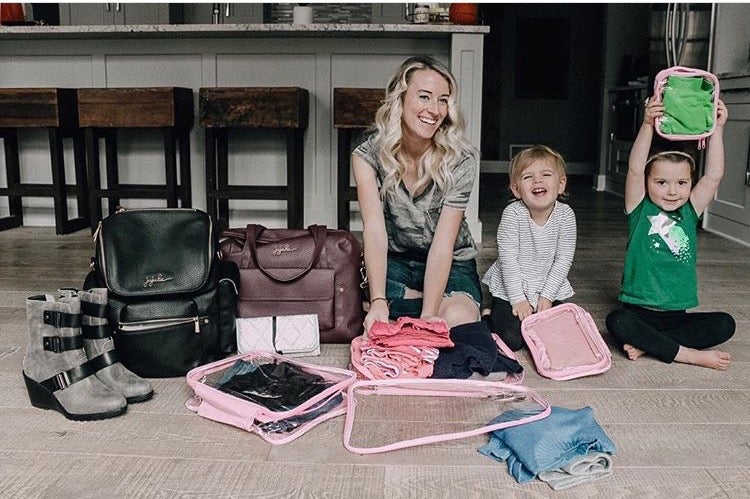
372, 55, 476, 200
509, 145, 569, 200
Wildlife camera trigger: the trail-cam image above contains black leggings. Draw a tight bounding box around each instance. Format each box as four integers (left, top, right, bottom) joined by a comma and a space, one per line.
484, 297, 563, 352
605, 303, 735, 363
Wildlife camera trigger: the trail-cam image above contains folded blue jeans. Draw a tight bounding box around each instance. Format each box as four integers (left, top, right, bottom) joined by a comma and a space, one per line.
478, 406, 616, 483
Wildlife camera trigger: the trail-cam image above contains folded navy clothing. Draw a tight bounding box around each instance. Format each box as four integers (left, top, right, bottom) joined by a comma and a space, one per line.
432, 321, 523, 379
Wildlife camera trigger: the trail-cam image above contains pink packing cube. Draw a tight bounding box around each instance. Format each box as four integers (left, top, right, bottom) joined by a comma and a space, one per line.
343, 378, 551, 454
185, 351, 357, 444
521, 303, 611, 381
350, 333, 524, 384
653, 65, 720, 149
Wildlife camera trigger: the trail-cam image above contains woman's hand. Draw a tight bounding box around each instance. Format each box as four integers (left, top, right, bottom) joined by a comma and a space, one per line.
512, 300, 533, 321
419, 315, 448, 328
363, 300, 390, 335
536, 297, 553, 313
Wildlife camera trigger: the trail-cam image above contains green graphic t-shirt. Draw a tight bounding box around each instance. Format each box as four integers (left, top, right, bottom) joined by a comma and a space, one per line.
619, 197, 699, 310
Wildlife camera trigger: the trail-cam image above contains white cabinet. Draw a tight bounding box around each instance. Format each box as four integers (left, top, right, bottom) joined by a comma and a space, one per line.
60, 3, 172, 25
704, 76, 750, 246
182, 3, 262, 24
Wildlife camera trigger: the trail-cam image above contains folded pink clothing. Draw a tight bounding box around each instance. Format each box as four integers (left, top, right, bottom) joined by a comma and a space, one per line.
369, 317, 453, 349
351, 336, 440, 380
361, 345, 438, 379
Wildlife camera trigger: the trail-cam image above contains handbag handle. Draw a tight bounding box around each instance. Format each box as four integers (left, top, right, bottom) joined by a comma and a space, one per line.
240, 224, 328, 282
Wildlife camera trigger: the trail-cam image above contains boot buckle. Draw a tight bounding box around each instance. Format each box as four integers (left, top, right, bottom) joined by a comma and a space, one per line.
43, 336, 63, 353
54, 371, 71, 390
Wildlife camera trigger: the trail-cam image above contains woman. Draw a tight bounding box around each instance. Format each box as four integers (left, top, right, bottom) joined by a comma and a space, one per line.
352, 55, 481, 334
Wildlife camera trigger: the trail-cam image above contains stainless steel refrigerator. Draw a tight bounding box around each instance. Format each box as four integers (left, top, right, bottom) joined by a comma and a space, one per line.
649, 3, 716, 75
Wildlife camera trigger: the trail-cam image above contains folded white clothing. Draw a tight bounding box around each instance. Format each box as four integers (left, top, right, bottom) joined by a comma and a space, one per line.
537, 452, 613, 490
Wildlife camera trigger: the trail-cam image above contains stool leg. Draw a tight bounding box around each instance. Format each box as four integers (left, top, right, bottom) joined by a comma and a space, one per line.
71, 129, 90, 224
104, 130, 120, 214
216, 128, 230, 230
85, 128, 103, 232
337, 130, 352, 231
178, 127, 191, 208
286, 128, 304, 229
204, 128, 218, 224
0, 129, 23, 230
163, 127, 178, 208
48, 128, 71, 235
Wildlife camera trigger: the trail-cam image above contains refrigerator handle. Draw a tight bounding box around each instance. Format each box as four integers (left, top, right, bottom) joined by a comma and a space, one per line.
670, 3, 678, 66
675, 3, 689, 66
664, 3, 673, 67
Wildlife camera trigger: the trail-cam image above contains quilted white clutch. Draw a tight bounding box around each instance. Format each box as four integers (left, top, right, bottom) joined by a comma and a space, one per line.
236, 314, 321, 357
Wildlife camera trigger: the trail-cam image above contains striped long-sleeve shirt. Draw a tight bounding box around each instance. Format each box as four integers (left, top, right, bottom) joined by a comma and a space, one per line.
482, 200, 576, 308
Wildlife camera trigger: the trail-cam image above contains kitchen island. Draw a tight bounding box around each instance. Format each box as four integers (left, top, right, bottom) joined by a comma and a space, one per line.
0, 23, 488, 239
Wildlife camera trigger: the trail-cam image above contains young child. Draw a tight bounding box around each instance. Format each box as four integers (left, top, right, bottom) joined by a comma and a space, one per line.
482, 145, 576, 351
605, 98, 735, 370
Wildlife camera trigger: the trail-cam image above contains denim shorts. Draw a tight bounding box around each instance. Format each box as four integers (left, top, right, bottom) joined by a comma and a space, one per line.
385, 251, 482, 320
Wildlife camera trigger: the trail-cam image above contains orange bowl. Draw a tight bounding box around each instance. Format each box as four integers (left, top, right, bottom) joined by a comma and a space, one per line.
449, 3, 478, 25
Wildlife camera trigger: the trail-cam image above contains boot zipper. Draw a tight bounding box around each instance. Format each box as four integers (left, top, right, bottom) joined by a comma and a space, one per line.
118, 316, 208, 334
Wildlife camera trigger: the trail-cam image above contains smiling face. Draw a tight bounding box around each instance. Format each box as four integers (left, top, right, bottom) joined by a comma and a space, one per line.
400, 68, 450, 143
646, 159, 693, 212
511, 159, 567, 222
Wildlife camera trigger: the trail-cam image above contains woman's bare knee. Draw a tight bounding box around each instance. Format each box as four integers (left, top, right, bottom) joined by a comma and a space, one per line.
439, 294, 480, 328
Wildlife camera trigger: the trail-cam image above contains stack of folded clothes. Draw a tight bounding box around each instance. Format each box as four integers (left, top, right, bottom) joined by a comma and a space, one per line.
478, 406, 616, 490
432, 320, 523, 379
350, 317, 453, 379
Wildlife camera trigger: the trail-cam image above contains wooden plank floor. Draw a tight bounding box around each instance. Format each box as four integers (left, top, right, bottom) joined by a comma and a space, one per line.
0, 176, 748, 498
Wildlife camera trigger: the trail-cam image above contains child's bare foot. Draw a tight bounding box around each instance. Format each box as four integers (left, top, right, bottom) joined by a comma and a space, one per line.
623, 343, 645, 361
675, 346, 732, 370
404, 287, 423, 299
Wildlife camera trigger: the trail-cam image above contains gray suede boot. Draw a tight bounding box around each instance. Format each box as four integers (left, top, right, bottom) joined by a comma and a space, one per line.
77, 288, 154, 403
22, 294, 127, 421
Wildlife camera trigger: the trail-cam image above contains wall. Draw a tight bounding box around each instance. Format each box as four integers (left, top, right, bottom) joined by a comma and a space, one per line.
712, 3, 750, 74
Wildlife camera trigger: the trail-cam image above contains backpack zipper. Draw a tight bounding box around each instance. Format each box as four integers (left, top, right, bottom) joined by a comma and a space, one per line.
118, 316, 208, 334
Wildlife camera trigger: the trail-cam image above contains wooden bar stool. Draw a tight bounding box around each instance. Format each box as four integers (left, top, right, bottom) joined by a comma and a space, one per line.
333, 88, 383, 230
199, 87, 309, 231
0, 88, 89, 234
77, 87, 193, 232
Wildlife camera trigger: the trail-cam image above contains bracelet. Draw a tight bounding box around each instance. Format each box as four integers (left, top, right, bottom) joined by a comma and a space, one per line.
370, 296, 388, 306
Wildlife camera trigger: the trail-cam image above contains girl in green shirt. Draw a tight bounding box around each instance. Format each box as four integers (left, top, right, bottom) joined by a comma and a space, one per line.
605, 97, 735, 370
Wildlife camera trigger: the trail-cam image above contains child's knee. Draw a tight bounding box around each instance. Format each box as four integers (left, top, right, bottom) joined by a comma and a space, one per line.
605, 309, 634, 342
715, 312, 736, 343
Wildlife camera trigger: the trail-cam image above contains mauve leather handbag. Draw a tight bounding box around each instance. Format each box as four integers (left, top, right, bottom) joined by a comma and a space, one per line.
220, 224, 365, 343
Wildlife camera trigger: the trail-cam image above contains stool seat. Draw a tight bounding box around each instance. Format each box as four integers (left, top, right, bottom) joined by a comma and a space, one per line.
78, 87, 193, 128
333, 88, 383, 230
200, 87, 308, 129
0, 88, 89, 234
78, 87, 193, 232
200, 87, 309, 230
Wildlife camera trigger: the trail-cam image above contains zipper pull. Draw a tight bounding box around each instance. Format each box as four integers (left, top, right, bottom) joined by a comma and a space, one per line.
194, 317, 200, 334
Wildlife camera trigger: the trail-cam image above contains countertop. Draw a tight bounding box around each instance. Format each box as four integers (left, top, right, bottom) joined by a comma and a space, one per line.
0, 23, 490, 40
717, 68, 750, 79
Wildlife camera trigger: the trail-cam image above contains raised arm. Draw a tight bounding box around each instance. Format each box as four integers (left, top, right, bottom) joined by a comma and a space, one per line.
690, 99, 728, 216
625, 98, 663, 213
352, 154, 389, 333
